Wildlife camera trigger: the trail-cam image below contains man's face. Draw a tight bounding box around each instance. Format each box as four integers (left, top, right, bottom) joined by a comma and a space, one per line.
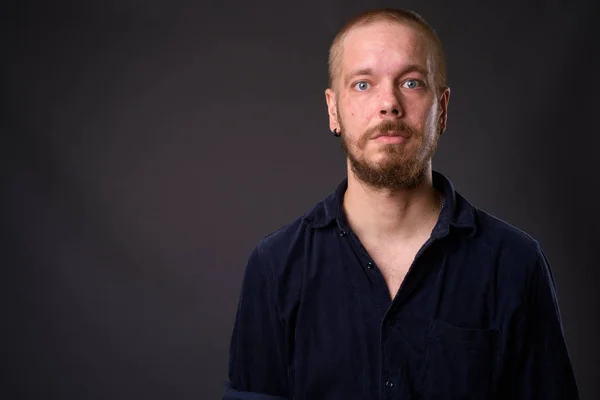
326, 20, 450, 190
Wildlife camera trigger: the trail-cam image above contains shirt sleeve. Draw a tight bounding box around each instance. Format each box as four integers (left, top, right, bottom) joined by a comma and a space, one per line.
223, 245, 289, 399
499, 246, 580, 399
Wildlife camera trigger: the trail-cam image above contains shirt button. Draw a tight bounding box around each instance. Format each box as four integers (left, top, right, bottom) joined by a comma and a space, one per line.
366, 261, 374, 269
339, 230, 347, 237
385, 379, 394, 388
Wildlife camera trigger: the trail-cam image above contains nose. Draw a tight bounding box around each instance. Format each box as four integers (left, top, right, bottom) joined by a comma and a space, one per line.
379, 86, 403, 118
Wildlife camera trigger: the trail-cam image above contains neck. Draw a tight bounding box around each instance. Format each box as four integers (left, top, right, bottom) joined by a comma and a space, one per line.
342, 167, 442, 241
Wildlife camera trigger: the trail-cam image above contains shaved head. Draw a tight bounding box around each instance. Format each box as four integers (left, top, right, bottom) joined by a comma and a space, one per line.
328, 8, 447, 93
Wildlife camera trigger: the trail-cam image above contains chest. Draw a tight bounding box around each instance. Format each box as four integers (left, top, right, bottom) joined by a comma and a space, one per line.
291, 235, 504, 399
363, 237, 429, 299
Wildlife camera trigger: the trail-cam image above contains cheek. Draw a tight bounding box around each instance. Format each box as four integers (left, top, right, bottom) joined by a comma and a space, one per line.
341, 94, 377, 128
342, 103, 360, 122
407, 99, 436, 128
349, 102, 372, 122
425, 104, 439, 127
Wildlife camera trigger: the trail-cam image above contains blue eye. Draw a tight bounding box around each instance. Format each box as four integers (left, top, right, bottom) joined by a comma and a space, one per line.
354, 81, 371, 91
402, 79, 422, 89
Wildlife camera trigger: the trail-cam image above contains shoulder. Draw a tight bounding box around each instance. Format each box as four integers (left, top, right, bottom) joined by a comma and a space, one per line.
255, 188, 336, 251
453, 199, 551, 308
473, 206, 543, 263
242, 201, 331, 310
468, 204, 548, 295
255, 215, 309, 259
250, 195, 332, 275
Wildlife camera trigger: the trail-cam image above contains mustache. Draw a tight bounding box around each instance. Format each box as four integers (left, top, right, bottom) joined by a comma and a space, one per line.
366, 120, 417, 139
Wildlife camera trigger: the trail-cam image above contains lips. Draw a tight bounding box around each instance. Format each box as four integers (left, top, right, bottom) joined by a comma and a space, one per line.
371, 130, 410, 140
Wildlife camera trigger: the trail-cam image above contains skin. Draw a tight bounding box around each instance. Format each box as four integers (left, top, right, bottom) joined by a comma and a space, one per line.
325, 20, 451, 242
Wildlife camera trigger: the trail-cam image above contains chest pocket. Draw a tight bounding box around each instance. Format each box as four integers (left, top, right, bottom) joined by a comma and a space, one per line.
422, 320, 499, 400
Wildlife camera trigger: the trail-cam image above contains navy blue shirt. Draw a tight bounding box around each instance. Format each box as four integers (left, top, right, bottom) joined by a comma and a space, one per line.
224, 171, 579, 399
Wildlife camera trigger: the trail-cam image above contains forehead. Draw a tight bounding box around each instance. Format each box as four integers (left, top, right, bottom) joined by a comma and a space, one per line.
339, 20, 432, 75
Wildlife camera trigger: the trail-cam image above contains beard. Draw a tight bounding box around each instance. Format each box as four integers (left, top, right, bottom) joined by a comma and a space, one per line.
339, 108, 439, 191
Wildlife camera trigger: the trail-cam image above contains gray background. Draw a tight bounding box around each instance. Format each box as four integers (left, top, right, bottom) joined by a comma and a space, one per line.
3, 0, 598, 398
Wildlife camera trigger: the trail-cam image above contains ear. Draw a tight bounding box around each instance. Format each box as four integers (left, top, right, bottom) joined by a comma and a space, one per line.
438, 86, 451, 134
325, 88, 339, 133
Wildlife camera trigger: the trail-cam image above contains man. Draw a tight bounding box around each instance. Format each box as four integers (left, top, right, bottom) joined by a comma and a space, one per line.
224, 8, 579, 400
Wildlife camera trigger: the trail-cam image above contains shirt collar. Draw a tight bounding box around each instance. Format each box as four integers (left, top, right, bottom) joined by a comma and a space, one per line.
301, 170, 477, 237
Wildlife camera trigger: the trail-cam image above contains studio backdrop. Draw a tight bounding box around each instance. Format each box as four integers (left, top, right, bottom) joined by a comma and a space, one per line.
3, 0, 598, 399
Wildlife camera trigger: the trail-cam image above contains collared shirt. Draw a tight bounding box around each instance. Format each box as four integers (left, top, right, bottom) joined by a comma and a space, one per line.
223, 171, 579, 400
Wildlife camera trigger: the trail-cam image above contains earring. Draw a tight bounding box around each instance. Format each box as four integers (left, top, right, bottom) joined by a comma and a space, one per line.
333, 128, 341, 137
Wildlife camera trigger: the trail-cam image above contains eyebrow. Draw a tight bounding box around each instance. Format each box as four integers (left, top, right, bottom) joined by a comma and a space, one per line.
344, 64, 430, 86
